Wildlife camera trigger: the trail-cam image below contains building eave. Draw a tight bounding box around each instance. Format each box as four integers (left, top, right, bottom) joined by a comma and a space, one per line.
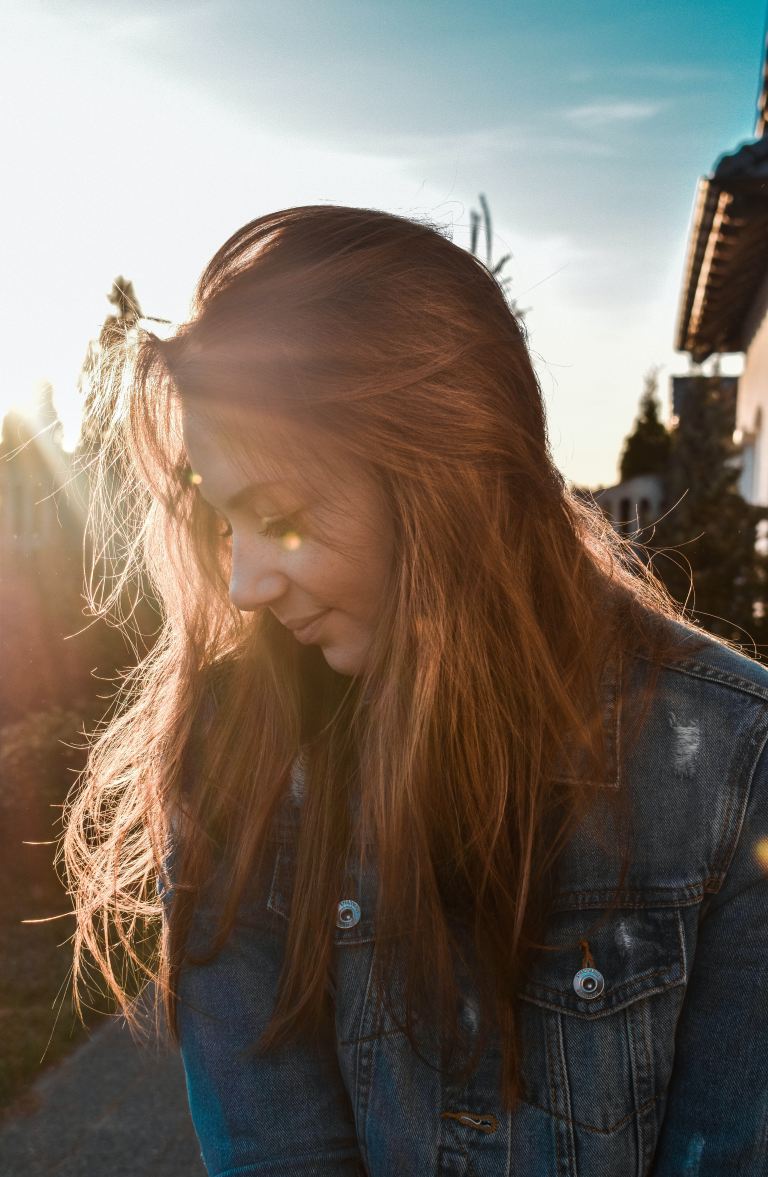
756, 31, 768, 138
675, 135, 768, 361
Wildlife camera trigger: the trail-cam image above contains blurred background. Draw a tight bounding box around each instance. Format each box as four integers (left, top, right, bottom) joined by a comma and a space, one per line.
1, 0, 767, 1155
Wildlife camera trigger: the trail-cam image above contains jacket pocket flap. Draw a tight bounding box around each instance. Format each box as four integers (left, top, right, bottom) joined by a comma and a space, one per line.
267, 844, 377, 944
518, 907, 686, 1017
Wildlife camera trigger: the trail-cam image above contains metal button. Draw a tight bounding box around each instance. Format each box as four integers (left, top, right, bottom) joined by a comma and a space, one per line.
573, 967, 605, 1000
336, 899, 361, 929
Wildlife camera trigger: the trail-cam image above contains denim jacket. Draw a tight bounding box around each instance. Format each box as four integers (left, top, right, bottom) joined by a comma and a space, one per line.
171, 625, 768, 1176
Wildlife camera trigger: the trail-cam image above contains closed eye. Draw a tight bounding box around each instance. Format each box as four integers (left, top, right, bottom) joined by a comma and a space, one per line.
260, 514, 301, 539
216, 512, 302, 541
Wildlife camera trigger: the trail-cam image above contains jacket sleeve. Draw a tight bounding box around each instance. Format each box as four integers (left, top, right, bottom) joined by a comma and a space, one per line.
650, 727, 768, 1175
167, 686, 366, 1177
175, 893, 367, 1177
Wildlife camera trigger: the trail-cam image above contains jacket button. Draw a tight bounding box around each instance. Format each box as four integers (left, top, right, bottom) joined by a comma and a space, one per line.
573, 967, 605, 1000
336, 899, 361, 929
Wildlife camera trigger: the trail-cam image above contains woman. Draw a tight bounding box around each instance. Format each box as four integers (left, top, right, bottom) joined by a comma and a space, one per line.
64, 205, 768, 1176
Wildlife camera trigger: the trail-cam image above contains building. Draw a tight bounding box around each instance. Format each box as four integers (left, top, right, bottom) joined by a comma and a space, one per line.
595, 373, 741, 536
670, 374, 738, 427
675, 35, 768, 506
593, 472, 666, 537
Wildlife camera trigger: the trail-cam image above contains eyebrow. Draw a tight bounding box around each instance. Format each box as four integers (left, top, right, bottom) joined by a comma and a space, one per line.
222, 479, 290, 513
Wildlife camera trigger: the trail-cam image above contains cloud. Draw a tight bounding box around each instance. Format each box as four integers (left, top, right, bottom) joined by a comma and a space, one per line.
565, 101, 665, 128
348, 123, 617, 167
569, 64, 725, 85
617, 63, 726, 83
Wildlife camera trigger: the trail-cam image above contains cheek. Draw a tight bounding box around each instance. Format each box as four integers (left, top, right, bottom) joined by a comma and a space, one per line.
313, 549, 384, 615
289, 546, 351, 599
297, 504, 393, 611
348, 545, 392, 615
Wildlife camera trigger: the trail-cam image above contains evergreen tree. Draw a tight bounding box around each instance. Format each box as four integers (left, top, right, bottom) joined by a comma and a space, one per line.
619, 369, 671, 481
653, 373, 768, 648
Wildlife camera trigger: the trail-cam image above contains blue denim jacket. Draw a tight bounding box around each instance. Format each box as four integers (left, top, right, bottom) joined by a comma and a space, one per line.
171, 626, 768, 1176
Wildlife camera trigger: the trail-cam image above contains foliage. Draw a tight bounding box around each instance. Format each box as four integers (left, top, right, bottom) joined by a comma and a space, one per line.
0, 701, 154, 1113
77, 277, 142, 458
612, 370, 768, 651
619, 368, 671, 481
0, 275, 166, 1112
0, 697, 161, 1111
651, 373, 768, 647
0, 705, 94, 1112
468, 193, 527, 319
0, 707, 86, 814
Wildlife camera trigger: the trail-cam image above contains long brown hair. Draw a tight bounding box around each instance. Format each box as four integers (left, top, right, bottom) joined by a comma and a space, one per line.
63, 204, 686, 1108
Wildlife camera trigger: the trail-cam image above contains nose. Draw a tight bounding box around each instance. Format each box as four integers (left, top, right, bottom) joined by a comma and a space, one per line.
228, 536, 290, 612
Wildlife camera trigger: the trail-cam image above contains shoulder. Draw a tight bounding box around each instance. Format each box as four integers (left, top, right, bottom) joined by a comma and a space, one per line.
619, 617, 768, 787
625, 618, 768, 792
617, 618, 768, 895
628, 618, 768, 724
648, 617, 768, 703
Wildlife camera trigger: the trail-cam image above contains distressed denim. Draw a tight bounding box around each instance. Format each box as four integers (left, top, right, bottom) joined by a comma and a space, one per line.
170, 625, 768, 1176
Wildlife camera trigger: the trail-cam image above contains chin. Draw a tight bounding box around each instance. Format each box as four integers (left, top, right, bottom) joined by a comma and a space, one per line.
320, 643, 367, 678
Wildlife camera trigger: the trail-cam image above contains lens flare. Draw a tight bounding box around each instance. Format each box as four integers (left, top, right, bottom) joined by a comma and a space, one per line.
282, 531, 301, 551
754, 838, 768, 873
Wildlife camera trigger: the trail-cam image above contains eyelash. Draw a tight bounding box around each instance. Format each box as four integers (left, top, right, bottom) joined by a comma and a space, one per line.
217, 514, 299, 541
182, 468, 301, 542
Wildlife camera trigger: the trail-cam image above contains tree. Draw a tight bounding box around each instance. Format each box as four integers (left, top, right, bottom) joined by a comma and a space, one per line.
77, 277, 143, 457
652, 373, 768, 647
74, 276, 162, 657
619, 368, 671, 481
77, 276, 172, 456
468, 194, 527, 319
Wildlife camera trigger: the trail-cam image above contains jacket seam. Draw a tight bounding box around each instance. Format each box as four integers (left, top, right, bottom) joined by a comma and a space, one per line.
519, 1091, 662, 1136
710, 724, 768, 887
550, 885, 705, 908
638, 650, 768, 703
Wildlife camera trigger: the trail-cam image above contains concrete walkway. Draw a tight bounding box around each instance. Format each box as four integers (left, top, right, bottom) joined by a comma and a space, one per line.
0, 1018, 205, 1176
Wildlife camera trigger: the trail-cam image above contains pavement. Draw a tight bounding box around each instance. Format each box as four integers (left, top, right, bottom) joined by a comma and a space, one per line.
0, 1018, 206, 1176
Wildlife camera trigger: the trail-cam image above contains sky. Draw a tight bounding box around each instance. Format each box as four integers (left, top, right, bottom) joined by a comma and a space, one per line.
1, 0, 765, 487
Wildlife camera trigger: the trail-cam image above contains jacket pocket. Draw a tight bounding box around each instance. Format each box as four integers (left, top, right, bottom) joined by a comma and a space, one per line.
516, 906, 687, 1135
267, 841, 378, 946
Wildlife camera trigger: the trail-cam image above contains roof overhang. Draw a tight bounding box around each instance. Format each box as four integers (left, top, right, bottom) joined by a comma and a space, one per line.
675, 135, 768, 362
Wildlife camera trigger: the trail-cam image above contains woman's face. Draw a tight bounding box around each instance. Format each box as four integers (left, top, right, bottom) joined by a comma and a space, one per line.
181, 404, 394, 677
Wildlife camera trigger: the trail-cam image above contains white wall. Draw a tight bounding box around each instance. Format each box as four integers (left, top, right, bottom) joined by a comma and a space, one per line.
737, 269, 768, 506
595, 473, 665, 533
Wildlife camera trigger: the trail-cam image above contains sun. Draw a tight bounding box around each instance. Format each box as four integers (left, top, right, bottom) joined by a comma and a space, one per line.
0, 361, 84, 453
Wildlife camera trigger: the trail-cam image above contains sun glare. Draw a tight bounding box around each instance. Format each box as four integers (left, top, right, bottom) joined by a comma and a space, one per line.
0, 322, 92, 453
0, 380, 58, 432
756, 838, 768, 873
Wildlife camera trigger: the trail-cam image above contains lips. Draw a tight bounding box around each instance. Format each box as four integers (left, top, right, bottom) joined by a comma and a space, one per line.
282, 610, 327, 632
290, 610, 330, 644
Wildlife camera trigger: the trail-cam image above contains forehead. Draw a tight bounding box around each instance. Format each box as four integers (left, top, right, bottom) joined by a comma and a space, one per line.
180, 400, 359, 507
183, 402, 292, 476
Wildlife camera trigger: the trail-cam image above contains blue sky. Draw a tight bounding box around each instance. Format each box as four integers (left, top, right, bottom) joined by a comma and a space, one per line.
1, 0, 766, 485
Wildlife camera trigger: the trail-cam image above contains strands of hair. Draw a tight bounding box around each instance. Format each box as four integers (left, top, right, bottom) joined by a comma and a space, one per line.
62, 204, 690, 1109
